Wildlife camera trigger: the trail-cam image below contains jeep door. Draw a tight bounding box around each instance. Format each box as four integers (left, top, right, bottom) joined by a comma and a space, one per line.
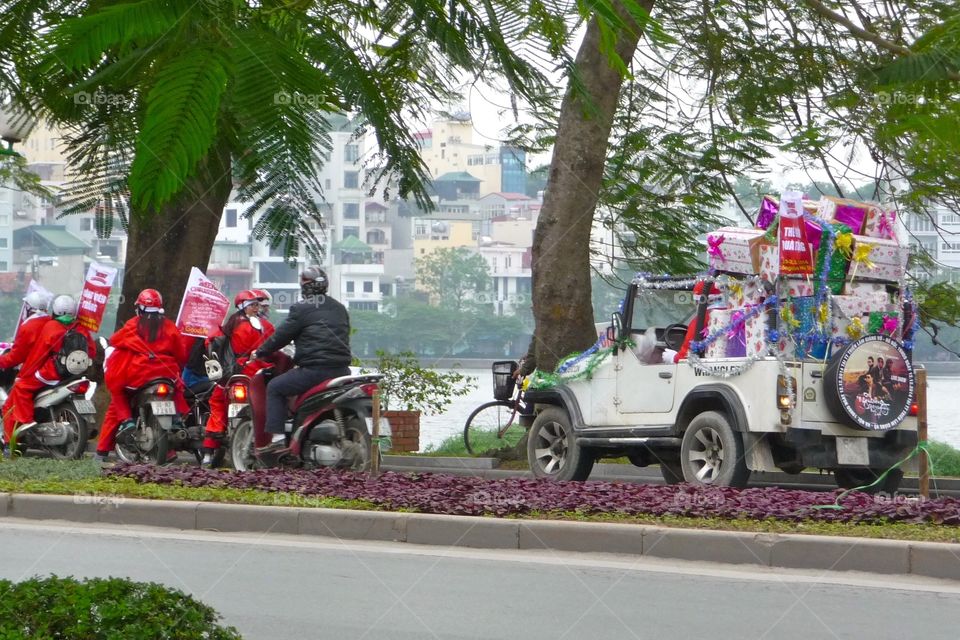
615, 349, 677, 415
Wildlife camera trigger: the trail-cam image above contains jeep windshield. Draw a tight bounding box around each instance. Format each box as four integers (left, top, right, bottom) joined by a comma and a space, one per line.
631, 287, 698, 329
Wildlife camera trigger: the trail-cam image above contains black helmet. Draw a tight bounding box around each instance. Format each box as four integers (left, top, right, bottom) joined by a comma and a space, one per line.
300, 265, 328, 297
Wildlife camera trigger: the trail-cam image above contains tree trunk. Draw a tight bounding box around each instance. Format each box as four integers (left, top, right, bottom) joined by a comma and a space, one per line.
116, 139, 233, 329
531, 2, 652, 371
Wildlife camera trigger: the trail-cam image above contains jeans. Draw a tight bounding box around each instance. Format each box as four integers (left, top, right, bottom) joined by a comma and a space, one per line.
265, 366, 351, 434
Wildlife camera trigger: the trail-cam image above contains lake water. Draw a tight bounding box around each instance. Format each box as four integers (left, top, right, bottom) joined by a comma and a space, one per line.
419, 370, 960, 451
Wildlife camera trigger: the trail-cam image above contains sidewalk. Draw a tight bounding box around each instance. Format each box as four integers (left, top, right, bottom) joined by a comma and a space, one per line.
2, 493, 958, 581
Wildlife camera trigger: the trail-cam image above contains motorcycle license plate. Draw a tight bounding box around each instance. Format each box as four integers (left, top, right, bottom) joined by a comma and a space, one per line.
150, 401, 176, 416
228, 403, 246, 418
365, 416, 390, 435
73, 399, 96, 415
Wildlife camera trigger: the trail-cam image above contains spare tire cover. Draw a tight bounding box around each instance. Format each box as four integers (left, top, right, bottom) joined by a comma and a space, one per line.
823, 335, 915, 431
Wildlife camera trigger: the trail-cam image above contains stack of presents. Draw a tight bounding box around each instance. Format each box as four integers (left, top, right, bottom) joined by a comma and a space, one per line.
702, 191, 912, 360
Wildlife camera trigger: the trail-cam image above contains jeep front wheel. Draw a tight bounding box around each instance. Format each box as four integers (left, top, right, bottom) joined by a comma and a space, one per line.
527, 407, 594, 481
680, 411, 750, 487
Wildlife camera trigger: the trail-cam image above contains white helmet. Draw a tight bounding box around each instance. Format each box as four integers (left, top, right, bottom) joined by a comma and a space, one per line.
51, 294, 78, 317
23, 291, 51, 312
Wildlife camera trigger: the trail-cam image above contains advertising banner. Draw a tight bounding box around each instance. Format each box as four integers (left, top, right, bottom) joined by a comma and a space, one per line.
175, 267, 230, 338
13, 279, 52, 340
76, 262, 118, 332
778, 191, 816, 275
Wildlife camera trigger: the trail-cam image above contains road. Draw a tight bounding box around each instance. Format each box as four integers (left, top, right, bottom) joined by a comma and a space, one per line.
1, 520, 958, 639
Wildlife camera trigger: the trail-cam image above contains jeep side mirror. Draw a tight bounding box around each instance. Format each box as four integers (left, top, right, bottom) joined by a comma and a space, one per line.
608, 312, 623, 344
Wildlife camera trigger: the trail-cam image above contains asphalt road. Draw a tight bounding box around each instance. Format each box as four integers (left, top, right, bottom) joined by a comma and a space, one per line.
1, 520, 958, 639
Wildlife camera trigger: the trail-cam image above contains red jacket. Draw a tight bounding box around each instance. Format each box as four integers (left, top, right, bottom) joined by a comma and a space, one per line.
106, 316, 189, 386
18, 318, 96, 384
208, 316, 274, 377
0, 313, 49, 370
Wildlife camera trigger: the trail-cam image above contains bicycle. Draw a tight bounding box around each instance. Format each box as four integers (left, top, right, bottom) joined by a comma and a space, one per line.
463, 360, 533, 455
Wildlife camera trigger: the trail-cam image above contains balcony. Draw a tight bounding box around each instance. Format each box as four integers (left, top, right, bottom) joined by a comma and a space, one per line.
339, 262, 384, 276
365, 211, 387, 224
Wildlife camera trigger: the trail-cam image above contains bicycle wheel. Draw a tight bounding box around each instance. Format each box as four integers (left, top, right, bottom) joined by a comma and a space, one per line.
463, 400, 523, 455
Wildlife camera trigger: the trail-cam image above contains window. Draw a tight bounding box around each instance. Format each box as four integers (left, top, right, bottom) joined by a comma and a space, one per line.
0, 261, 6, 271
258, 262, 300, 283
349, 301, 379, 311
228, 249, 242, 263
0, 215, 8, 226
81, 218, 94, 231
942, 214, 960, 225
344, 144, 359, 163
942, 242, 960, 253
505, 255, 512, 268
909, 216, 934, 232
363, 280, 373, 293
0, 238, 7, 248
226, 208, 238, 228
467, 155, 484, 166
344, 171, 359, 189
343, 226, 359, 239
325, 178, 331, 190
346, 281, 355, 293
343, 203, 360, 219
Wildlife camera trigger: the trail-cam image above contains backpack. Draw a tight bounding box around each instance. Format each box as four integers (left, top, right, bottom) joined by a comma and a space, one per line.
207, 334, 238, 380
55, 325, 92, 379
185, 337, 208, 377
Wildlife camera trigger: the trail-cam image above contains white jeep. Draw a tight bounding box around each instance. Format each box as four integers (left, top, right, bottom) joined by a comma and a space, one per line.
524, 277, 918, 492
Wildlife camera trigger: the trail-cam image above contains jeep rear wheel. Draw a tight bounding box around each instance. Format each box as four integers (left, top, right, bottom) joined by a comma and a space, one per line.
680, 411, 749, 487
527, 407, 593, 481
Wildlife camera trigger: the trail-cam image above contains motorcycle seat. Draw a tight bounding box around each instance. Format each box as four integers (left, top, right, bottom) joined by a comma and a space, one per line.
35, 388, 60, 403
290, 374, 382, 411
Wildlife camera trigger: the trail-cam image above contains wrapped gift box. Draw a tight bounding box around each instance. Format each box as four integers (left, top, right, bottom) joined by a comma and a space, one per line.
868, 310, 901, 339
743, 312, 768, 358
704, 309, 733, 358
848, 235, 909, 283
863, 207, 897, 240
842, 281, 891, 303
817, 196, 870, 234
759, 244, 778, 282
723, 278, 763, 306
812, 222, 853, 294
791, 297, 830, 359
706, 227, 769, 274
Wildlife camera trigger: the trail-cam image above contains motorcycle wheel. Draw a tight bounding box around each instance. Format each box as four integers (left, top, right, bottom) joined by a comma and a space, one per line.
230, 420, 256, 471
340, 418, 372, 472
115, 415, 170, 465
46, 404, 88, 460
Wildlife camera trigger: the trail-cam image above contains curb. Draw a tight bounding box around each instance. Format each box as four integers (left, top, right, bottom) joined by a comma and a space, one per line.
2, 493, 959, 580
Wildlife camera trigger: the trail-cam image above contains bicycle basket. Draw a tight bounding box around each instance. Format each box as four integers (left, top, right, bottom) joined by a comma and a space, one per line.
492, 360, 518, 401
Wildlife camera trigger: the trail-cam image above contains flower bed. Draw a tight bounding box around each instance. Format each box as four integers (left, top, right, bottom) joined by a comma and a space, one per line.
107, 464, 960, 526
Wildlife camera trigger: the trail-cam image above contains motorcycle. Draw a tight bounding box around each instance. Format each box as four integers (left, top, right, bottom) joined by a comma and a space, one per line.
0, 348, 95, 460
0, 378, 95, 460
225, 357, 389, 471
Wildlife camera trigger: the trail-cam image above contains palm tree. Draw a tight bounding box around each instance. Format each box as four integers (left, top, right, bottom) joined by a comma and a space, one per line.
2, 0, 579, 324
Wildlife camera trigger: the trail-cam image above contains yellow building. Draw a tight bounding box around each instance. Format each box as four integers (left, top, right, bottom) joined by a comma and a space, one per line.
416, 114, 504, 193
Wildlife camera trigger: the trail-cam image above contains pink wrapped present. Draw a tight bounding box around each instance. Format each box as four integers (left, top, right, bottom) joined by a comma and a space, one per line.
783, 278, 815, 298
817, 196, 870, 234
704, 309, 732, 358
743, 312, 768, 358
706, 227, 770, 275
842, 281, 891, 304
831, 296, 897, 340
759, 243, 778, 282
847, 235, 908, 283
863, 207, 897, 240
725, 278, 763, 306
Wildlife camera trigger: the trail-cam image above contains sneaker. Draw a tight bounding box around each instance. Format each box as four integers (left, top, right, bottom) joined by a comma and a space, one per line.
200, 453, 214, 469
93, 452, 109, 463
117, 419, 136, 433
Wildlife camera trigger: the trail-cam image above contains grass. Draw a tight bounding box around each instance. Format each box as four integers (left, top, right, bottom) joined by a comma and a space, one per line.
423, 428, 524, 457
926, 440, 960, 477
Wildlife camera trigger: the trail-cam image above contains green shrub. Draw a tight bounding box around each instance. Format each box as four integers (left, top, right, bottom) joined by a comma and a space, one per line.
0, 576, 242, 639
0, 458, 102, 482
927, 440, 960, 478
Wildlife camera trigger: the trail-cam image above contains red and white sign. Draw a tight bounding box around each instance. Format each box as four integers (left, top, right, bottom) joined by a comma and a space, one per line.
778, 191, 815, 275
77, 262, 117, 332
176, 267, 230, 338
13, 280, 52, 340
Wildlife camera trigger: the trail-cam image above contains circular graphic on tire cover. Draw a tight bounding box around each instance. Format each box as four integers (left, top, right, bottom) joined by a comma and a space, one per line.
824, 335, 915, 431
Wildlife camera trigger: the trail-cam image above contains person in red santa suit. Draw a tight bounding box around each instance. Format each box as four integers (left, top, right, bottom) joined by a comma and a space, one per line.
202, 290, 275, 466
94, 289, 190, 462
0, 291, 54, 444
4, 295, 95, 450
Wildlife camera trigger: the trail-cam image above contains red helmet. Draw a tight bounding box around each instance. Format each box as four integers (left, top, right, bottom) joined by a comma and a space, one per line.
135, 289, 163, 309
234, 290, 260, 309
252, 289, 272, 305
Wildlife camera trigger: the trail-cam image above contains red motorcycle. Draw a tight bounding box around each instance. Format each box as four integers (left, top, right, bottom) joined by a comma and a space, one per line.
225, 356, 388, 471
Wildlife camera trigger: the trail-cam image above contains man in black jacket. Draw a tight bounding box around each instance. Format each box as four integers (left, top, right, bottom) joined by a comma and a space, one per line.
254, 266, 352, 453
